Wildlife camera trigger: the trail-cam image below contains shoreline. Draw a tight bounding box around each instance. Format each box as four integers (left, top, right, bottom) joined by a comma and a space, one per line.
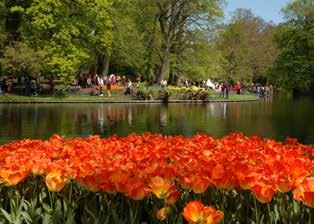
0, 94, 261, 104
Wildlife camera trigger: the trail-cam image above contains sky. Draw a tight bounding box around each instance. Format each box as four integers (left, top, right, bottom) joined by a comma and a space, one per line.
224, 0, 292, 24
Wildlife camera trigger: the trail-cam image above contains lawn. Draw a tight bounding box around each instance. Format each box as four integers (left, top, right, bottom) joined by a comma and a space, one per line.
0, 90, 260, 103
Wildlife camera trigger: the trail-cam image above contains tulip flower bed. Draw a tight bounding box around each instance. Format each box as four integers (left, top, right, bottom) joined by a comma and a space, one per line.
0, 133, 313, 223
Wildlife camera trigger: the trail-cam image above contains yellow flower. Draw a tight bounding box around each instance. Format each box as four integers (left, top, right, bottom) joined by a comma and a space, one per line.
45, 171, 67, 192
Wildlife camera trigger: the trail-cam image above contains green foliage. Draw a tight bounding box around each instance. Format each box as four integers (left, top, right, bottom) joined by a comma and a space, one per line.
0, 2, 8, 51
0, 180, 311, 224
132, 85, 213, 101
218, 9, 278, 83
176, 30, 223, 81
132, 84, 169, 100
0, 42, 46, 77
153, 0, 224, 82
0, 0, 311, 93
110, 0, 146, 73
269, 0, 314, 93
24, 0, 113, 84
167, 86, 213, 100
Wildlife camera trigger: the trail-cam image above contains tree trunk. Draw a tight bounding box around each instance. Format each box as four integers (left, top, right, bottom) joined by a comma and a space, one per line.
176, 73, 183, 86
145, 16, 158, 88
49, 77, 55, 95
158, 41, 170, 84
102, 50, 110, 77
145, 55, 152, 89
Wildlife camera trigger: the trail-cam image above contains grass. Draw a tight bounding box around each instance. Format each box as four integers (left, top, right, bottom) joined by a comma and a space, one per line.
0, 91, 260, 103
0, 91, 132, 103
209, 92, 261, 101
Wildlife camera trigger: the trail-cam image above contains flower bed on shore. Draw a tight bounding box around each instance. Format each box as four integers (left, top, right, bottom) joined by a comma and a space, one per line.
132, 86, 213, 101
0, 133, 313, 223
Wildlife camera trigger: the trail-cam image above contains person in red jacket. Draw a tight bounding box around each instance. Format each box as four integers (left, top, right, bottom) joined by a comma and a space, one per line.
235, 82, 241, 95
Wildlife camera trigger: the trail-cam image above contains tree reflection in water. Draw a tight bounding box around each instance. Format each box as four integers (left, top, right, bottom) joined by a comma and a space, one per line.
0, 95, 313, 145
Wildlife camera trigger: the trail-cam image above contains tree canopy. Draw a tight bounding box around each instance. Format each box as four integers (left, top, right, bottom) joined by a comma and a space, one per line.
269, 0, 314, 93
218, 9, 278, 84
0, 0, 313, 94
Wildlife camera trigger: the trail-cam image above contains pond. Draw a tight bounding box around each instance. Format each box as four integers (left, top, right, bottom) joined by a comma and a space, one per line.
0, 94, 313, 145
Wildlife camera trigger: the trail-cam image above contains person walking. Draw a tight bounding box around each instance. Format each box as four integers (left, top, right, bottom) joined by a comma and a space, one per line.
235, 82, 241, 95
225, 82, 229, 99
220, 82, 225, 98
106, 76, 112, 97
98, 76, 104, 96
110, 74, 116, 85
124, 79, 132, 95
87, 76, 92, 88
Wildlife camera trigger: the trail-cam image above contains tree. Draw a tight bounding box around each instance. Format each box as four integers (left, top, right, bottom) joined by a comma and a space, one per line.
218, 9, 278, 84
173, 30, 223, 83
106, 0, 147, 77
24, 0, 113, 85
0, 41, 45, 77
154, 0, 223, 83
0, 1, 7, 47
270, 0, 314, 94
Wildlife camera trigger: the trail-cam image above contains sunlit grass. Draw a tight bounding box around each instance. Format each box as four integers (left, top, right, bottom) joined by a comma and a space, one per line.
0, 92, 260, 103
210, 93, 260, 101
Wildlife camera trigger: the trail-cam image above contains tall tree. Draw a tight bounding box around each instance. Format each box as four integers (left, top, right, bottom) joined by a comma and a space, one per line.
24, 0, 113, 84
107, 0, 147, 77
0, 1, 7, 55
219, 9, 278, 83
154, 0, 223, 83
0, 41, 45, 78
270, 0, 314, 94
173, 30, 223, 83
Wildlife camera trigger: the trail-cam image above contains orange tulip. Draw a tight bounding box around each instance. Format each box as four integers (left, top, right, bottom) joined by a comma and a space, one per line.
78, 176, 101, 192
276, 176, 293, 193
165, 186, 181, 205
156, 206, 171, 221
149, 176, 172, 199
182, 201, 224, 224
182, 200, 207, 223
125, 178, 149, 200
45, 171, 67, 192
251, 184, 276, 203
0, 169, 29, 186
204, 207, 224, 224
293, 177, 314, 208
0, 132, 313, 211
190, 177, 210, 194
238, 172, 260, 190
31, 158, 50, 176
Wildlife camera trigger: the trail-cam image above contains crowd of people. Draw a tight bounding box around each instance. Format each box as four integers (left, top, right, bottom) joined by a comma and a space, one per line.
250, 84, 274, 97
75, 73, 137, 97
198, 79, 274, 99
157, 78, 275, 99
215, 82, 274, 98
0, 73, 137, 97
0, 76, 41, 95
0, 73, 275, 99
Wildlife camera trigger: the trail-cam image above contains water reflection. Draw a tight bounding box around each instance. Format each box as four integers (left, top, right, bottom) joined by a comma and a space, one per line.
128, 108, 132, 126
0, 95, 313, 145
159, 106, 168, 128
208, 103, 228, 120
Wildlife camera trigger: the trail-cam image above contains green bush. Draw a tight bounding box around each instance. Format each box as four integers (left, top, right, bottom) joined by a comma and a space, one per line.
132, 85, 213, 101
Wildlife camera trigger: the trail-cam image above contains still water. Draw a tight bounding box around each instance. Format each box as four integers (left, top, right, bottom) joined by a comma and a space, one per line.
0, 95, 313, 145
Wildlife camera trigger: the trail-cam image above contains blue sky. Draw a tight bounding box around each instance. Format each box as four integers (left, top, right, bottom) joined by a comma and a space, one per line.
224, 0, 292, 23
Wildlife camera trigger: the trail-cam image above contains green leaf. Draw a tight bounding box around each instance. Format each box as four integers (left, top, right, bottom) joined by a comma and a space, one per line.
42, 214, 52, 224
21, 211, 32, 224
10, 6, 25, 13
42, 203, 52, 213
1, 208, 13, 223
35, 208, 42, 215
